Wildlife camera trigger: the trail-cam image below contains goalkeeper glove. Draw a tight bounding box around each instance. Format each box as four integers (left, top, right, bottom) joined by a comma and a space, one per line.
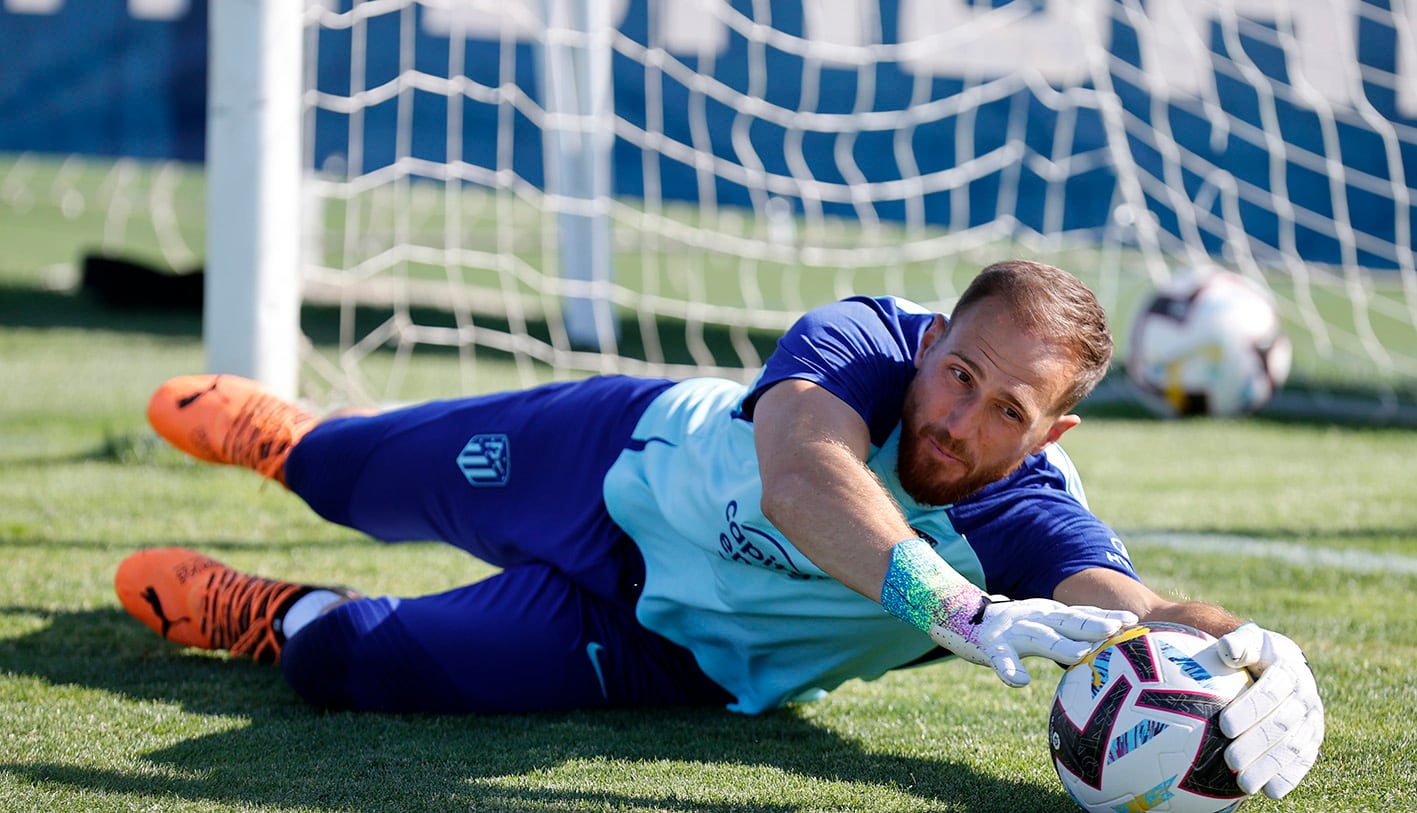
880, 538, 1136, 687
1217, 623, 1325, 799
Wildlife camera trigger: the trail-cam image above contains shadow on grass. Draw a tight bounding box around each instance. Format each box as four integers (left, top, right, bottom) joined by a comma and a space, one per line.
0, 283, 202, 338
0, 281, 782, 373
0, 605, 1068, 813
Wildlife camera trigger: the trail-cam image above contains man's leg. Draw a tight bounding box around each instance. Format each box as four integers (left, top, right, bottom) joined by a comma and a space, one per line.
116, 548, 732, 712
283, 375, 672, 603
281, 563, 732, 713
128, 374, 686, 684
147, 373, 673, 604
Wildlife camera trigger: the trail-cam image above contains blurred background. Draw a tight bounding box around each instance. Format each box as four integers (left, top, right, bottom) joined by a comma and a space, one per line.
2, 0, 1415, 422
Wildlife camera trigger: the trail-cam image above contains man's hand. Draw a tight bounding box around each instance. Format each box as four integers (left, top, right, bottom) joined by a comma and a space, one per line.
881, 538, 1136, 687
1217, 623, 1325, 799
929, 595, 1137, 687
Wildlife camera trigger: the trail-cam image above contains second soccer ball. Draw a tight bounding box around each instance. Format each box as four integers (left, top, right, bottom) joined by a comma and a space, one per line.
1126, 267, 1292, 418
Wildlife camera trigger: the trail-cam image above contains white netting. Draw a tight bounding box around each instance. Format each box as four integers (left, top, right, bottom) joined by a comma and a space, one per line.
8, 1, 1414, 420
296, 0, 1417, 417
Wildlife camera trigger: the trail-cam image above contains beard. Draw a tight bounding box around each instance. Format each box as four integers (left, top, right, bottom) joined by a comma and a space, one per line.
898, 426, 993, 506
897, 407, 1021, 507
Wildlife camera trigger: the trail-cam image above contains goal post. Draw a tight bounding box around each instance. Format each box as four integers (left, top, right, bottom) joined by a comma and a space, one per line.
535, 0, 619, 352
204, 0, 304, 399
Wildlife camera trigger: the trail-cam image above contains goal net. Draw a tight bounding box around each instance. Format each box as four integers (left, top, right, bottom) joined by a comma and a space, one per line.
285, 0, 1417, 418
20, 0, 1409, 419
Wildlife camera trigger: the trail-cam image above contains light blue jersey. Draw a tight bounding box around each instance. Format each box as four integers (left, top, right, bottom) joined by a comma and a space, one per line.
604, 378, 978, 712
602, 296, 1138, 713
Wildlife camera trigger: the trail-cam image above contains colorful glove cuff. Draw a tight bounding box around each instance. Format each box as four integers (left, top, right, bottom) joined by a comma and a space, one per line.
879, 537, 987, 636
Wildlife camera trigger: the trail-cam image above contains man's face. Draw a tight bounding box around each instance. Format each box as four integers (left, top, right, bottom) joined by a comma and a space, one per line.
899, 297, 1081, 506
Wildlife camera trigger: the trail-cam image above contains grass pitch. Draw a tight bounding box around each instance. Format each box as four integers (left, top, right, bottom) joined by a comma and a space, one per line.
3, 192, 1417, 812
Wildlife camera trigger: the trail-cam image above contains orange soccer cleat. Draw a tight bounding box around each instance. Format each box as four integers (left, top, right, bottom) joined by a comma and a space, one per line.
115, 547, 356, 665
147, 374, 317, 485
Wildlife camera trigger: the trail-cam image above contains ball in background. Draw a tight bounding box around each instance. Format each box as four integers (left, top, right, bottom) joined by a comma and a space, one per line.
1049, 622, 1253, 813
1126, 267, 1292, 417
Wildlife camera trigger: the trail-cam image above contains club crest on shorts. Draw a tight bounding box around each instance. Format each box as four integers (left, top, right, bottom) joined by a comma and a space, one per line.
456, 433, 510, 486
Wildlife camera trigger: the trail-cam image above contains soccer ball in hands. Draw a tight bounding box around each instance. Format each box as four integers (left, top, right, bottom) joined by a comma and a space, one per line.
1049, 622, 1253, 813
1126, 267, 1292, 417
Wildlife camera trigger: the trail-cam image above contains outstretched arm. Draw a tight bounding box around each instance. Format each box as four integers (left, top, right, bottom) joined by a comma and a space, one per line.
752, 379, 1134, 686
753, 377, 909, 598
1053, 565, 1245, 637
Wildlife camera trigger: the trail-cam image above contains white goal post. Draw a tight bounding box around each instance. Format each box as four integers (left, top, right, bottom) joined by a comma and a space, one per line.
205, 0, 1417, 418
205, 0, 304, 399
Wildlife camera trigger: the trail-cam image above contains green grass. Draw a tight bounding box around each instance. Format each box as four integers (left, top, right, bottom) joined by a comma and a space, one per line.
6, 305, 1417, 813
3, 159, 1417, 811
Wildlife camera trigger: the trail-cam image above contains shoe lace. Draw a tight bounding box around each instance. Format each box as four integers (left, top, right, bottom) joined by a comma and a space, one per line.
223, 393, 316, 482
202, 568, 304, 665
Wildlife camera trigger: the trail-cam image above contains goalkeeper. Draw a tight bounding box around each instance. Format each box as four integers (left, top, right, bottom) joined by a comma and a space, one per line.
116, 259, 1322, 800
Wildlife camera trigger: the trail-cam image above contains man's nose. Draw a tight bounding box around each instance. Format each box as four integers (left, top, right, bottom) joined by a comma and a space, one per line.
942, 394, 980, 436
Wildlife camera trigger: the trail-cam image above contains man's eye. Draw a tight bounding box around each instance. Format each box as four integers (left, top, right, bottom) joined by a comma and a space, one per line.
951, 367, 971, 384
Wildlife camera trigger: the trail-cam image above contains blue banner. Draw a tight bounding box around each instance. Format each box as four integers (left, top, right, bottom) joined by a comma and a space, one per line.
0, 0, 206, 160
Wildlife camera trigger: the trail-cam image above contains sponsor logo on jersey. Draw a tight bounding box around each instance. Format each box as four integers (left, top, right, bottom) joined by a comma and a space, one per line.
717, 500, 815, 580
911, 527, 942, 549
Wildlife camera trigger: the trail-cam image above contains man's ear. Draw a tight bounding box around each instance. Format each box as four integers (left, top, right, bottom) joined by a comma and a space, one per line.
915, 315, 947, 370
1034, 413, 1082, 453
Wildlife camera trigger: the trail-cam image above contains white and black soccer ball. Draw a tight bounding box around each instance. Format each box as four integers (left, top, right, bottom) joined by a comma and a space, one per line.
1126, 267, 1292, 417
1049, 622, 1253, 813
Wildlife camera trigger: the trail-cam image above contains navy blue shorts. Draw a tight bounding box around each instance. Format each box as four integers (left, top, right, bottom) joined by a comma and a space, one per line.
280, 376, 732, 713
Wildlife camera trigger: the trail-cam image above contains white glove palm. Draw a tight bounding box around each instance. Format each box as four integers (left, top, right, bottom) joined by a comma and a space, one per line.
1217, 623, 1325, 799
930, 596, 1137, 687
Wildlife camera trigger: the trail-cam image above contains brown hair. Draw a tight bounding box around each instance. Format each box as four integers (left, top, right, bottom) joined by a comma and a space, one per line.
950, 260, 1113, 412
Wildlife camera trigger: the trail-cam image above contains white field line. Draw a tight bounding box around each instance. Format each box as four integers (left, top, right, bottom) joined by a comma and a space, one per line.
1127, 533, 1417, 578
